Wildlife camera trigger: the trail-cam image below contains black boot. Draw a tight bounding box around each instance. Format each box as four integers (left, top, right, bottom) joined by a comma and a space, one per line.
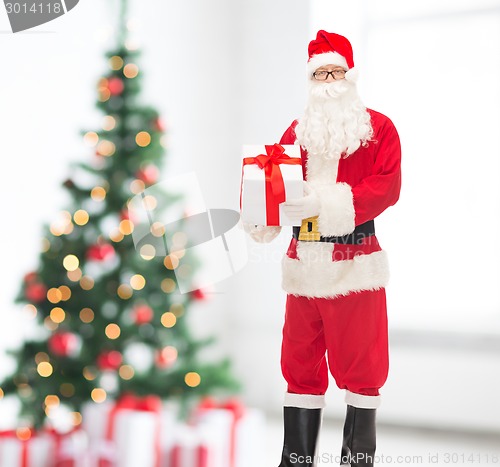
278, 407, 322, 467
340, 405, 376, 466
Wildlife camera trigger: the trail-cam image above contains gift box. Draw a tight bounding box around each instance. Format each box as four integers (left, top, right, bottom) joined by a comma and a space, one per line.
191, 399, 265, 467
159, 401, 181, 462
166, 425, 218, 467
82, 394, 162, 467
0, 428, 88, 467
240, 144, 303, 226
52, 429, 89, 467
232, 409, 265, 467
0, 431, 53, 467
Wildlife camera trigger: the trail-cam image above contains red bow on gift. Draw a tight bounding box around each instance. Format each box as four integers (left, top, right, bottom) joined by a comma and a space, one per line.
242, 144, 302, 225
197, 396, 245, 420
109, 393, 162, 417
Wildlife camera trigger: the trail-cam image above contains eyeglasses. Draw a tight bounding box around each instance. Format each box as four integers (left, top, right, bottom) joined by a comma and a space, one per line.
312, 69, 346, 81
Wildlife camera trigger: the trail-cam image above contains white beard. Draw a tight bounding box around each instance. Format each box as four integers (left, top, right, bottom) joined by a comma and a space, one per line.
295, 79, 373, 161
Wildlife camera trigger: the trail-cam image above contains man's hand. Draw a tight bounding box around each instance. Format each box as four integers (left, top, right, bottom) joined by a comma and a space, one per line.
242, 222, 282, 243
282, 181, 321, 220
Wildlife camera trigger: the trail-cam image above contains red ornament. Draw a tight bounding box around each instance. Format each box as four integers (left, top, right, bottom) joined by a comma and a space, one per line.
25, 282, 47, 303
132, 304, 154, 325
154, 117, 166, 132
108, 77, 124, 96
87, 243, 115, 262
155, 346, 178, 369
120, 209, 137, 224
97, 350, 123, 371
24, 271, 38, 283
135, 165, 159, 186
191, 288, 207, 301
48, 332, 80, 357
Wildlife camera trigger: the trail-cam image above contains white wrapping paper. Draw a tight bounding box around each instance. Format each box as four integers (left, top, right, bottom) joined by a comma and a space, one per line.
241, 145, 303, 226
82, 401, 160, 467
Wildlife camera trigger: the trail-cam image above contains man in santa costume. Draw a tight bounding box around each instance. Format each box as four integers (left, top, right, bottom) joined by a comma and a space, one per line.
244, 30, 401, 466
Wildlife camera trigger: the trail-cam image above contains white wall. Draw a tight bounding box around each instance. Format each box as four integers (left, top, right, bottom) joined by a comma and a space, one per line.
0, 0, 113, 374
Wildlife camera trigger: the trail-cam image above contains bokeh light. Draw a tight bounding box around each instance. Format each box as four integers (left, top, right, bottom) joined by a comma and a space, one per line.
50, 307, 66, 324
164, 255, 179, 270
91, 388, 107, 403
83, 132, 99, 146
63, 255, 79, 272
160, 312, 176, 328
123, 63, 139, 78
119, 365, 135, 380
47, 288, 62, 304
105, 323, 121, 339
91, 187, 107, 202
80, 308, 95, 323
60, 383, 75, 398
130, 274, 145, 290
109, 55, 124, 70
37, 362, 53, 377
135, 131, 151, 147
117, 284, 133, 299
74, 210, 89, 226
185, 372, 201, 388
161, 278, 176, 293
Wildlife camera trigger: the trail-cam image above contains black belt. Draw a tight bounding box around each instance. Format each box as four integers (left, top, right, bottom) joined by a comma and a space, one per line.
292, 220, 375, 245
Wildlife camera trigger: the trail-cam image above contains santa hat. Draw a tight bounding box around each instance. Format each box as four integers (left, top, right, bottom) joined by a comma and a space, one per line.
307, 30, 358, 82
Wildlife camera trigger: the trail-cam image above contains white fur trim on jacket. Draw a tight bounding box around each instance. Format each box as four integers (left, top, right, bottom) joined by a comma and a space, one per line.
345, 390, 381, 409
284, 392, 326, 409
307, 52, 349, 77
311, 182, 356, 237
281, 242, 390, 299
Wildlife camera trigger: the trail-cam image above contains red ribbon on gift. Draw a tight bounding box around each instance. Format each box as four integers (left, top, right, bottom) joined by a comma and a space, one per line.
196, 397, 245, 467
47, 427, 83, 467
0, 426, 84, 467
241, 144, 302, 225
0, 430, 30, 467
171, 443, 209, 467
104, 393, 162, 467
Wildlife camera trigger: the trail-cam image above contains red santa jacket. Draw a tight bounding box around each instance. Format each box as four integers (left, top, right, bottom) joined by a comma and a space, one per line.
278, 109, 401, 298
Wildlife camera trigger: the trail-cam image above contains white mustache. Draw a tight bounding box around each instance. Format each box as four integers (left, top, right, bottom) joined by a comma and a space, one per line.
309, 80, 351, 100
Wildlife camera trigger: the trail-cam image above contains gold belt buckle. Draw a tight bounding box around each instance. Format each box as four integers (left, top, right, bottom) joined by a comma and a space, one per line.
298, 216, 321, 241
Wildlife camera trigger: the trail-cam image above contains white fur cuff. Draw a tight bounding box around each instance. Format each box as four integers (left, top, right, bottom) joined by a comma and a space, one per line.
312, 182, 355, 237
345, 390, 381, 409
284, 392, 326, 409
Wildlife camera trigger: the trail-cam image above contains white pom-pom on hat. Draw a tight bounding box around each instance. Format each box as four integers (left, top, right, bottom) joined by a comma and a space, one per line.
345, 67, 359, 83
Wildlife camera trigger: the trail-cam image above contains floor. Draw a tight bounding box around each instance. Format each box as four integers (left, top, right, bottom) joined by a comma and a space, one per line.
265, 416, 500, 466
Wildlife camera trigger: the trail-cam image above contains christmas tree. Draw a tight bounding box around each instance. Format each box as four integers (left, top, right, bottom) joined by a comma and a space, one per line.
0, 0, 238, 430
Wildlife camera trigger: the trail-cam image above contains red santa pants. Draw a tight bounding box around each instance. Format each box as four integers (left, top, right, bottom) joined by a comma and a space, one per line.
281, 288, 389, 397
